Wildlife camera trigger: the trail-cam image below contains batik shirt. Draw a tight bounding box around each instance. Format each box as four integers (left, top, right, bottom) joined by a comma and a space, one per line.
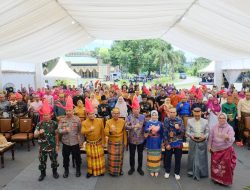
126, 114, 145, 145
163, 117, 185, 148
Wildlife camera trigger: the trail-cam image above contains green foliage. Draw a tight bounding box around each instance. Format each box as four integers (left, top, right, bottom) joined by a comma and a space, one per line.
91, 48, 111, 64
108, 39, 186, 77
190, 57, 211, 76
54, 79, 76, 86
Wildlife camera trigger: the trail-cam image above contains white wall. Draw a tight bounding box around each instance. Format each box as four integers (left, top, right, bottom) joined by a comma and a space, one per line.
2, 72, 35, 91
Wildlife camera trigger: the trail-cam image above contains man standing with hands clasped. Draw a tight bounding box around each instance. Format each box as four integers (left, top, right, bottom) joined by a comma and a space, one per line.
126, 96, 145, 176
186, 107, 209, 180
163, 108, 185, 180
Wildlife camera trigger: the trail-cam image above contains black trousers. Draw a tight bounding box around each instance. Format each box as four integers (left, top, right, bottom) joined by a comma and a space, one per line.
62, 144, 81, 169
129, 143, 144, 170
164, 148, 182, 175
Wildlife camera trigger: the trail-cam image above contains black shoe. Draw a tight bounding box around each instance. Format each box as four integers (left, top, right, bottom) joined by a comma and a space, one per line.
99, 174, 104, 176
38, 170, 46, 181
86, 173, 92, 178
63, 168, 69, 178
120, 171, 124, 176
52, 168, 59, 179
76, 168, 81, 177
128, 168, 135, 175
137, 168, 144, 176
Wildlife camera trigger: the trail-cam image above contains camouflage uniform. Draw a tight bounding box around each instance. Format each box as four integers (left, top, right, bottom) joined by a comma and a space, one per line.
35, 120, 59, 171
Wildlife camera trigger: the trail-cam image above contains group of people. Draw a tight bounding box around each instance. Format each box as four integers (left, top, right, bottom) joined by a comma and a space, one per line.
1, 81, 249, 186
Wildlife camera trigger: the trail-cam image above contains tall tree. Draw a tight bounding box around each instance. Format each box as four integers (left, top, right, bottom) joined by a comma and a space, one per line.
191, 57, 211, 76
91, 47, 111, 64
109, 39, 185, 76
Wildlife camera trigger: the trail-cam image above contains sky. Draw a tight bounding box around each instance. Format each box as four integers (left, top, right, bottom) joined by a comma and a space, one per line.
81, 40, 199, 62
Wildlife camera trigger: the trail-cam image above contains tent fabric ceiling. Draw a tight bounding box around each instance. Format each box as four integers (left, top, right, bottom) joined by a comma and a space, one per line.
0, 0, 250, 63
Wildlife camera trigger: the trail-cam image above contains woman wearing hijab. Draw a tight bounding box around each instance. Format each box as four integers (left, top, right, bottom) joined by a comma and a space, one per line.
158, 98, 173, 122
144, 110, 163, 177
90, 93, 99, 115
115, 96, 128, 118
208, 98, 221, 129
74, 100, 86, 118
208, 113, 237, 186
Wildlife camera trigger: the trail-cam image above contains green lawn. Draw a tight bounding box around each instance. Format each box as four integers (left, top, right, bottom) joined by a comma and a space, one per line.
54, 73, 198, 90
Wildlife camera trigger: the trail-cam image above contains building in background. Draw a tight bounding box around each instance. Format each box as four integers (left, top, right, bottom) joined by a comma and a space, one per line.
43, 51, 112, 80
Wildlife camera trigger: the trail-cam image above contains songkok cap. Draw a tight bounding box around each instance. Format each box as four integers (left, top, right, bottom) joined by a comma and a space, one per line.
193, 107, 201, 112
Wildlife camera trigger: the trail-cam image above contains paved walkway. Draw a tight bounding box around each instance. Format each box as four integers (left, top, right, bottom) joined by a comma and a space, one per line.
1, 144, 249, 190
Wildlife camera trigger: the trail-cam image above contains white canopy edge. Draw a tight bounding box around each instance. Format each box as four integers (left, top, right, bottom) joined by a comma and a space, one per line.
198, 61, 215, 73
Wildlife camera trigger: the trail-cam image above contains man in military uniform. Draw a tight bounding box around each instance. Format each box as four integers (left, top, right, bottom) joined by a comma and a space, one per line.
98, 95, 111, 119
10, 93, 28, 129
34, 100, 59, 181
11, 92, 28, 117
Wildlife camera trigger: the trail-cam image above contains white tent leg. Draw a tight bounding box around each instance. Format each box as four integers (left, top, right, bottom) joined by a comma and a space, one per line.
214, 61, 223, 88
35, 63, 44, 89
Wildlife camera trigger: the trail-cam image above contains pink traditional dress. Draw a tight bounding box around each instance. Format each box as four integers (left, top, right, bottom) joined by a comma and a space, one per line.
208, 122, 237, 186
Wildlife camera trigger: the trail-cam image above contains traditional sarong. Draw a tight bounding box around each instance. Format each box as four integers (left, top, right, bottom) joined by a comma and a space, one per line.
211, 146, 237, 186
107, 141, 124, 176
86, 140, 105, 176
187, 140, 209, 180
147, 149, 161, 172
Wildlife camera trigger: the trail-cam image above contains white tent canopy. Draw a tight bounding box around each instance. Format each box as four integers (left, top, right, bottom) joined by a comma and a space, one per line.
45, 57, 80, 79
0, 0, 250, 63
198, 61, 215, 73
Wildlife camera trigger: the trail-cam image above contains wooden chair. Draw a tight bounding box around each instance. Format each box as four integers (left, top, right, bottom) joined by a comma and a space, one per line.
0, 118, 14, 141
11, 118, 35, 151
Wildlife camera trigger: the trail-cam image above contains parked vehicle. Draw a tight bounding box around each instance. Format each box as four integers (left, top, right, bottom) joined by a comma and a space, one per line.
179, 72, 187, 79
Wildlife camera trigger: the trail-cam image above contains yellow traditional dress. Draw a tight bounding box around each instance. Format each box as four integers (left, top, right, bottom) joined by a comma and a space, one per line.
81, 118, 105, 176
74, 105, 86, 118
105, 118, 127, 176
